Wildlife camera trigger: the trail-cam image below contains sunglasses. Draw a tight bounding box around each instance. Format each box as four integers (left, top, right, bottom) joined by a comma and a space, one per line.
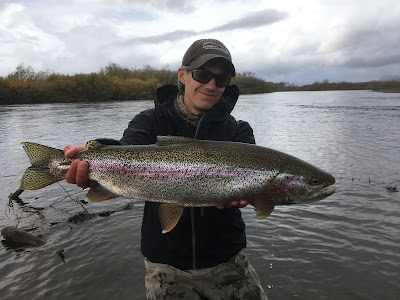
182, 66, 231, 88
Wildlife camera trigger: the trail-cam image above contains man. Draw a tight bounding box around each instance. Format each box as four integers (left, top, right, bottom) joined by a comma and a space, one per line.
65, 39, 268, 299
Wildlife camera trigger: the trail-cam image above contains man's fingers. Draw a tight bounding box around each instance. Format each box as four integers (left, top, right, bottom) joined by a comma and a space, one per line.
238, 200, 249, 208
216, 200, 249, 209
230, 200, 240, 207
64, 145, 86, 159
65, 160, 89, 188
65, 159, 80, 184
75, 161, 90, 188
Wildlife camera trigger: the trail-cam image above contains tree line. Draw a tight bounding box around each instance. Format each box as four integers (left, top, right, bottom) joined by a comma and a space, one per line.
0, 64, 399, 105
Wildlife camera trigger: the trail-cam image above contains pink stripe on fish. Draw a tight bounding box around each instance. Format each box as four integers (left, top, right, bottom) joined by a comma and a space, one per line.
89, 159, 260, 179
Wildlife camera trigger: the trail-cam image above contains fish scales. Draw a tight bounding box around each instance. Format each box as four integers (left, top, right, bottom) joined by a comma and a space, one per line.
81, 153, 275, 206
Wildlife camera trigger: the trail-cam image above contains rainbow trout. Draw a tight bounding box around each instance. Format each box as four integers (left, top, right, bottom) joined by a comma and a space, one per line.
20, 136, 335, 233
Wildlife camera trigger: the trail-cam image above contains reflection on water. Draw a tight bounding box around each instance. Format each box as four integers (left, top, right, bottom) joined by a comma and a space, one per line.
1, 91, 400, 299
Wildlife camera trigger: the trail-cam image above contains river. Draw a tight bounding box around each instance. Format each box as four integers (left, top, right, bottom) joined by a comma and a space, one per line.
0, 90, 399, 299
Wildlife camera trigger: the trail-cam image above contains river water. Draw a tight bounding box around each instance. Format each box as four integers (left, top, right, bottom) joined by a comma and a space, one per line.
0, 90, 399, 299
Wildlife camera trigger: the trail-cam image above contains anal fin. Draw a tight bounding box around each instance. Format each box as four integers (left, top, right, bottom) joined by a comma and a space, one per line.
159, 203, 184, 234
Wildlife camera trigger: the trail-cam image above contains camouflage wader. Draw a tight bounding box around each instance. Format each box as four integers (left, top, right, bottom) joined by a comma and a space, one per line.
145, 251, 268, 300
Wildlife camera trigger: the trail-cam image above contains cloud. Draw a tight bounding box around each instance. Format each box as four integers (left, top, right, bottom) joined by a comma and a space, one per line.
117, 9, 288, 46
202, 9, 288, 33
120, 0, 196, 13
1, 0, 400, 84
120, 30, 197, 45
317, 13, 400, 70
345, 53, 400, 68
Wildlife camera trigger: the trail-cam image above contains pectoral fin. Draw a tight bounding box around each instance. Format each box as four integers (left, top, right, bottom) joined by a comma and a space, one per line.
159, 203, 184, 234
86, 185, 119, 202
251, 196, 275, 219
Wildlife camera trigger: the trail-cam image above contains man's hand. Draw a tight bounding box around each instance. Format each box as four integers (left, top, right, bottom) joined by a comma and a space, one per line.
64, 145, 93, 189
216, 200, 249, 210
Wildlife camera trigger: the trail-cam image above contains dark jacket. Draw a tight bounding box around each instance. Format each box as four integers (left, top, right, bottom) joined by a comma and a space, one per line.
118, 84, 255, 270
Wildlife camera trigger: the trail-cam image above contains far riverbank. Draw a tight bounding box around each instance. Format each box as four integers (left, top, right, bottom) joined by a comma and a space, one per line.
373, 88, 400, 93
1, 64, 400, 105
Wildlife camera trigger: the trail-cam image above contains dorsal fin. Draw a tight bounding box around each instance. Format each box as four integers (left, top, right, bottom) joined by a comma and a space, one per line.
86, 140, 106, 150
156, 136, 197, 146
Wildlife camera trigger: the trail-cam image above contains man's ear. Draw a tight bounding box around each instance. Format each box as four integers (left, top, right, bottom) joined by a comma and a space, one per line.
177, 68, 187, 84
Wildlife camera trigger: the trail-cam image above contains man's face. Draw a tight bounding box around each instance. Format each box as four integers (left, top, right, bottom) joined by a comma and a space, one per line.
178, 62, 228, 115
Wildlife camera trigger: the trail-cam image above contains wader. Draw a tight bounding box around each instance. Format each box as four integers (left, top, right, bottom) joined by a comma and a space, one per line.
145, 251, 268, 300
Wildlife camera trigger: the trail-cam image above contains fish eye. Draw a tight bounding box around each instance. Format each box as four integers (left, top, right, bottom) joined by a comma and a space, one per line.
309, 177, 320, 186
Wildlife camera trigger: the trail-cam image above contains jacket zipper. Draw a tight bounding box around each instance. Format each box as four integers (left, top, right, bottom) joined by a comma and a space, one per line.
191, 115, 207, 270
190, 208, 196, 269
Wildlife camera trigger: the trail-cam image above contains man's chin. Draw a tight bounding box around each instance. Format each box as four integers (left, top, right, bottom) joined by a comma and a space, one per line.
195, 102, 216, 113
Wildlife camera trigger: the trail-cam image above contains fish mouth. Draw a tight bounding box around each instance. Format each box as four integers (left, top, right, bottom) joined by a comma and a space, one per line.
307, 186, 335, 201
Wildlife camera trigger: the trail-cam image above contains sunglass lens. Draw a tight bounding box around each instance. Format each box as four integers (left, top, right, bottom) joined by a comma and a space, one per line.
215, 75, 231, 87
192, 70, 213, 84
192, 70, 231, 87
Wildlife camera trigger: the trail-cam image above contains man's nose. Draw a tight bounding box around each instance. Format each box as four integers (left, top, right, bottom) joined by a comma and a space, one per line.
204, 77, 217, 90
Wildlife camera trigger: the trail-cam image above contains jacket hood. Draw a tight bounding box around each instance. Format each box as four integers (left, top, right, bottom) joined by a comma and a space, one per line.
154, 84, 240, 121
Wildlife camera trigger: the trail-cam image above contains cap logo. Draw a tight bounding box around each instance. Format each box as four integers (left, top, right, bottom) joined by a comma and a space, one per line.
202, 42, 229, 55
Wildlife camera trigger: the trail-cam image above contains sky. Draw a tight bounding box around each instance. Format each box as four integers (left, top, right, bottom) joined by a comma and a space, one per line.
1, 0, 399, 84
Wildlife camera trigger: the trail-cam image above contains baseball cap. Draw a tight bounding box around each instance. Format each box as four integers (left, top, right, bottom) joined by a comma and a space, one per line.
182, 39, 235, 76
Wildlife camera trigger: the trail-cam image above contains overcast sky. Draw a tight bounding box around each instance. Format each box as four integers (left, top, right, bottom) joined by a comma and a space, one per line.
1, 0, 399, 84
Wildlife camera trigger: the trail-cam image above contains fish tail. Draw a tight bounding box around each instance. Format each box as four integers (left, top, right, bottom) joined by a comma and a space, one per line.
21, 142, 67, 190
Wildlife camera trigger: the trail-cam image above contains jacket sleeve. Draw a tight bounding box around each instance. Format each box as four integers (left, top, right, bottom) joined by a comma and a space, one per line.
232, 120, 256, 145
